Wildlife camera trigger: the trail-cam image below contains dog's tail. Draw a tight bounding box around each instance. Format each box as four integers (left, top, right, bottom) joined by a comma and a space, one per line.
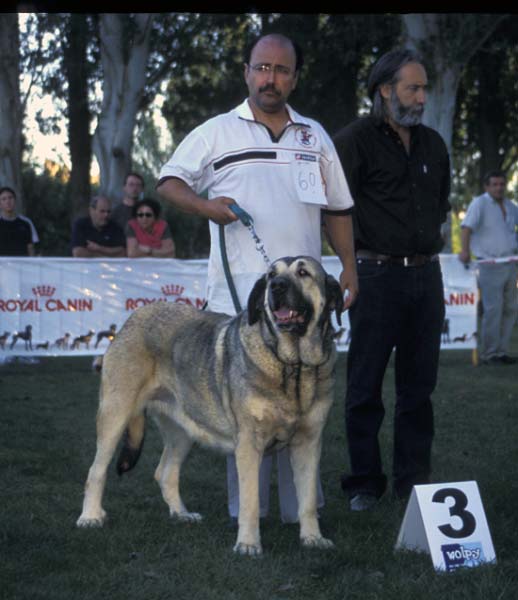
92, 355, 103, 373
116, 412, 146, 475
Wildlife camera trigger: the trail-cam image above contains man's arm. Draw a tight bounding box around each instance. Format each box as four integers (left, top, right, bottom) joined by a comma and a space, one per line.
150, 238, 175, 258
458, 226, 472, 264
74, 242, 126, 258
322, 212, 358, 310
157, 177, 238, 225
72, 246, 93, 258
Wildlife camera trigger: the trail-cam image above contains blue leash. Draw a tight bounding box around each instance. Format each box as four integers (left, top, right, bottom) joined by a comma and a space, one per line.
219, 204, 255, 314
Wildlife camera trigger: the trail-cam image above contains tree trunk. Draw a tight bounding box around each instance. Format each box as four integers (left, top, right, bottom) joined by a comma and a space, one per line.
64, 14, 92, 218
402, 13, 507, 250
476, 49, 505, 185
93, 14, 153, 202
0, 14, 23, 210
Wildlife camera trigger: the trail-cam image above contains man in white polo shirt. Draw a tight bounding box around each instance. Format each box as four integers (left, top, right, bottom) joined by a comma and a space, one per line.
157, 33, 357, 524
459, 170, 518, 364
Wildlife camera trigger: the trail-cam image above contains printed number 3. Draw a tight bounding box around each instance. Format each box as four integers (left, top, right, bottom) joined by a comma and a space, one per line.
432, 488, 477, 538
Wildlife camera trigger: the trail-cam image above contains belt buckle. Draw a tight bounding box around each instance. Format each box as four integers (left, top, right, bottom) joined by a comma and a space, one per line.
403, 256, 410, 267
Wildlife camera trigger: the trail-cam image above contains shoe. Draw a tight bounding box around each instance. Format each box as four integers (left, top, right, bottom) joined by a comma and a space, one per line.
349, 493, 377, 512
498, 355, 517, 364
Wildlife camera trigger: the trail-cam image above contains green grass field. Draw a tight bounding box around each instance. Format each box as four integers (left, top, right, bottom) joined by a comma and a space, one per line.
2, 337, 518, 600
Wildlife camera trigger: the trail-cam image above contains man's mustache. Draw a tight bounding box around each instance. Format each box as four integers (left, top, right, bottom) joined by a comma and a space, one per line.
259, 84, 281, 95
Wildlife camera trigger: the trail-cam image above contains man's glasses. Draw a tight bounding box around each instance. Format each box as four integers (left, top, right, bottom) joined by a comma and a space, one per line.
137, 212, 153, 218
249, 63, 293, 77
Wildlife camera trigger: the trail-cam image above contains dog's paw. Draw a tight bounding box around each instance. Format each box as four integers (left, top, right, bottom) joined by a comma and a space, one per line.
301, 535, 334, 550
233, 542, 263, 557
171, 511, 203, 523
76, 512, 107, 528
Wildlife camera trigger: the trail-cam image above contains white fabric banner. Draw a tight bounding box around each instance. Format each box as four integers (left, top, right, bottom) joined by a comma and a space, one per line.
0, 255, 478, 357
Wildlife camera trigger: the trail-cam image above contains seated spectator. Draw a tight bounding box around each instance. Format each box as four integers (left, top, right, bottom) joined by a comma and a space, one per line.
126, 198, 175, 258
0, 186, 38, 256
71, 196, 126, 258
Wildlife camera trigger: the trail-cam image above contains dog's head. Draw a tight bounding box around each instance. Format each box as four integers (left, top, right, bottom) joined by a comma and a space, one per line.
247, 256, 343, 365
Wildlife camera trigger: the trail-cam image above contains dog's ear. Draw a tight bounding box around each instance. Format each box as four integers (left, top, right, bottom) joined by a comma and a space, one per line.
326, 275, 344, 326
247, 275, 267, 325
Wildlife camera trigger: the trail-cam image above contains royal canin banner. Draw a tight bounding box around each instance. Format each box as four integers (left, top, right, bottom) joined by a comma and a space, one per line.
0, 255, 477, 357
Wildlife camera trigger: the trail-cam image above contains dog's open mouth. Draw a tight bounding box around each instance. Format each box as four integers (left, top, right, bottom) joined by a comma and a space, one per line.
273, 307, 305, 325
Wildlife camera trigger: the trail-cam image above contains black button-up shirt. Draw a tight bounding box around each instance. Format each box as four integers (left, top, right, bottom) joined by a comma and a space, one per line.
333, 116, 451, 256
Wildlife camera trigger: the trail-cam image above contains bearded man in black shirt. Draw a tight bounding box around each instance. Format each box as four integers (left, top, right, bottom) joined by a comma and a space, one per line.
333, 49, 451, 511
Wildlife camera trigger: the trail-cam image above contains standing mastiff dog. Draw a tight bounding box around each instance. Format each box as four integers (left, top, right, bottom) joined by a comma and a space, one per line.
77, 256, 343, 556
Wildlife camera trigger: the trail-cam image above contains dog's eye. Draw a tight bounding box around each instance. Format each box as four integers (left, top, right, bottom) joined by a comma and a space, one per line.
297, 268, 309, 277
268, 270, 276, 279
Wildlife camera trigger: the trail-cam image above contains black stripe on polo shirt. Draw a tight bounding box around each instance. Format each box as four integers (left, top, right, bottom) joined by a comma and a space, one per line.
321, 207, 354, 216
214, 151, 277, 171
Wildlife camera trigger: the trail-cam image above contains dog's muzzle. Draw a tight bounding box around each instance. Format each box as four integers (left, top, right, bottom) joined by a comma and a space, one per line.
268, 276, 309, 333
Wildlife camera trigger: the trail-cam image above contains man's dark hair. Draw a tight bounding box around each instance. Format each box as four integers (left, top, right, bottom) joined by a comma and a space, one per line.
367, 48, 424, 122
245, 33, 304, 73
0, 186, 16, 198
483, 170, 506, 185
132, 198, 162, 219
124, 172, 144, 186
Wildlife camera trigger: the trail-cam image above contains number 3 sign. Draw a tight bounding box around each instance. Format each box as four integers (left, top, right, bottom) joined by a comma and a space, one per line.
395, 481, 496, 572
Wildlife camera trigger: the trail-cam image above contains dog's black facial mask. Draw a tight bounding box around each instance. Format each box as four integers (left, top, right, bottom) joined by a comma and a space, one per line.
267, 275, 311, 334
247, 275, 267, 326
326, 275, 343, 326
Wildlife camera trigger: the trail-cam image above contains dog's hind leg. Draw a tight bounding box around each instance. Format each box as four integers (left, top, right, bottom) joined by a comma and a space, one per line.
76, 399, 132, 528
153, 415, 200, 522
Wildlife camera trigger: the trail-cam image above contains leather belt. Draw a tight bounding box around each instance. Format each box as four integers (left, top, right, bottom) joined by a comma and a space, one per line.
356, 249, 439, 267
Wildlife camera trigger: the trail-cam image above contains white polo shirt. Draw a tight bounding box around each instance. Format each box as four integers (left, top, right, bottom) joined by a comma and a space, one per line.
462, 192, 518, 259
159, 99, 354, 313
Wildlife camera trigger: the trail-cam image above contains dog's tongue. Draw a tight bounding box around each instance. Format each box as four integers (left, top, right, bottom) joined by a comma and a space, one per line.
274, 308, 292, 321
273, 308, 304, 323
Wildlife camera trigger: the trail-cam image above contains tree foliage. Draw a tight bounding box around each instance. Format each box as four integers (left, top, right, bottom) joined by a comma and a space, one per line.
453, 17, 518, 207
10, 13, 518, 257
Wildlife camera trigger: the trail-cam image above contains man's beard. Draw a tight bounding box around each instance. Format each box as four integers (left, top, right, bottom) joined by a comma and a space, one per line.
389, 88, 424, 127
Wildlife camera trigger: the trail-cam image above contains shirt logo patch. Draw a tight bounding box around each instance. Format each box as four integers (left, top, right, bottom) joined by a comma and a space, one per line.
295, 127, 316, 148
295, 153, 316, 162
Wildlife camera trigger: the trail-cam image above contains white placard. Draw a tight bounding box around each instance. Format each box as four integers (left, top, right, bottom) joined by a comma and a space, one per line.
395, 481, 496, 572
292, 153, 328, 206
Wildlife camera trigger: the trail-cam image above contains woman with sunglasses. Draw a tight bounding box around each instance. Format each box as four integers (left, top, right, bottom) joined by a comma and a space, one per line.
126, 198, 176, 258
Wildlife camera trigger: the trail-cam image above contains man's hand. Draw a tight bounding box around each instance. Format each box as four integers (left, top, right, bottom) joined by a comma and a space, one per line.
458, 249, 471, 265
86, 240, 101, 253
339, 266, 358, 311
204, 197, 240, 225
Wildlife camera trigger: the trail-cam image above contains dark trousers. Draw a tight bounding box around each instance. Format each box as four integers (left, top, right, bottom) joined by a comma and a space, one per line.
342, 259, 445, 499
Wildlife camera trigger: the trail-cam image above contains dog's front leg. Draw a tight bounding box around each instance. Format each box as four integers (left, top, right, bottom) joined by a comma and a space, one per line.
233, 435, 263, 556
290, 431, 334, 549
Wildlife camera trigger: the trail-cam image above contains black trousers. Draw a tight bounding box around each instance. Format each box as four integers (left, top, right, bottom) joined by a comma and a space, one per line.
342, 259, 445, 499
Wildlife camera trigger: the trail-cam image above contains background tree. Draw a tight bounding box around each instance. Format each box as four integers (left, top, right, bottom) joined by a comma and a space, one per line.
0, 13, 23, 207
93, 13, 154, 202
403, 13, 507, 160
13, 12, 518, 256
453, 17, 518, 207
64, 14, 94, 217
